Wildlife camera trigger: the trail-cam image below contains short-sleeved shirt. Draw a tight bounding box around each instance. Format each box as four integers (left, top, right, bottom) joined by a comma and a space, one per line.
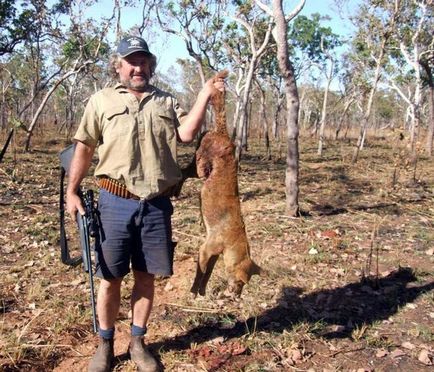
74, 83, 187, 199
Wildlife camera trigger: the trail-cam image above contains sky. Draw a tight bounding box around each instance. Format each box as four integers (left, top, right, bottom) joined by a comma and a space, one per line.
77, 0, 360, 75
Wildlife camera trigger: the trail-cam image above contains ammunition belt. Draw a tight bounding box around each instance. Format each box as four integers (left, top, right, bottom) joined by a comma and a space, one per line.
97, 177, 140, 200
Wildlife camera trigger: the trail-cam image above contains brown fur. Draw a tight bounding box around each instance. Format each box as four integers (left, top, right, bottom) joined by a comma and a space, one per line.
190, 71, 262, 297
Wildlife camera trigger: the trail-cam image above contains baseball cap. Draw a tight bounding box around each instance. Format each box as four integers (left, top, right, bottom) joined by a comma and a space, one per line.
116, 36, 155, 58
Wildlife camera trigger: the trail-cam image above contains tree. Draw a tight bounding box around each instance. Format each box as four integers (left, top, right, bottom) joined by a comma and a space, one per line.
0, 65, 12, 129
385, 0, 434, 155
0, 0, 40, 55
288, 13, 341, 155
19, 1, 113, 150
254, 77, 272, 159
335, 57, 359, 140
228, 4, 273, 162
421, 58, 434, 155
349, 0, 400, 163
0, 0, 73, 155
255, 0, 306, 217
156, 0, 227, 86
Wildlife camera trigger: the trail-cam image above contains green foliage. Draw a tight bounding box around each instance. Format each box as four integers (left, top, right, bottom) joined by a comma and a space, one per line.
232, 0, 254, 16
162, 0, 228, 71
289, 13, 341, 64
394, 0, 434, 78
349, 0, 433, 95
222, 2, 273, 70
10, 116, 26, 130
0, 0, 71, 55
0, 0, 38, 55
2, 50, 41, 95
50, 0, 72, 14
62, 35, 109, 61
375, 91, 401, 122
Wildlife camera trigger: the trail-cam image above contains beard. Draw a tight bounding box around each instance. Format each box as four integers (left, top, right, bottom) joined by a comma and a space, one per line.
120, 74, 150, 92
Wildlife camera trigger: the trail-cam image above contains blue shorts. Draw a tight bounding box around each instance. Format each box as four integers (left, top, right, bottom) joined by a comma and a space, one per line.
95, 189, 175, 279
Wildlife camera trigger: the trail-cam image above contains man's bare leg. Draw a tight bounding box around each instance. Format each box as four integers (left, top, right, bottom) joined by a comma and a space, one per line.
89, 277, 123, 372
129, 270, 158, 371
97, 277, 123, 329
131, 270, 154, 326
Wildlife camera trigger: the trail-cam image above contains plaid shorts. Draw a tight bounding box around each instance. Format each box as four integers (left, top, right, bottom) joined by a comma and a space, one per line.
95, 189, 175, 279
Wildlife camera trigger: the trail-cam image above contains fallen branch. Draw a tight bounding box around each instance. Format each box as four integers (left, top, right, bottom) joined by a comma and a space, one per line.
163, 302, 220, 313
327, 346, 366, 358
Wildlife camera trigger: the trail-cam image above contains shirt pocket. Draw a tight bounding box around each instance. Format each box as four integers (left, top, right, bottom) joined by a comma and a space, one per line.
103, 105, 134, 137
152, 108, 176, 142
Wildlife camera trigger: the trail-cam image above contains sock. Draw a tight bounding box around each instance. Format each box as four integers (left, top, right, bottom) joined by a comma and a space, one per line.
98, 327, 115, 340
131, 324, 147, 337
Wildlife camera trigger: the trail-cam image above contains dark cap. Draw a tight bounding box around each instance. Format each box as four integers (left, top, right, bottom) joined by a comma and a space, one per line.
116, 36, 155, 58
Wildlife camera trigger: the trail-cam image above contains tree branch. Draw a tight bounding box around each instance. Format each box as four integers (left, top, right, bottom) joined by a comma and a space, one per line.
254, 0, 273, 17
284, 0, 307, 22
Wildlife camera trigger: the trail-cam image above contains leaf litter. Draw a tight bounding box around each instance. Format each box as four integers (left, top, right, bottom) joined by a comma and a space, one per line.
0, 132, 433, 371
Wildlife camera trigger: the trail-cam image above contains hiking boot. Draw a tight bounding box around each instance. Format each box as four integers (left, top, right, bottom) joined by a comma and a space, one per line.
88, 337, 114, 372
129, 335, 159, 372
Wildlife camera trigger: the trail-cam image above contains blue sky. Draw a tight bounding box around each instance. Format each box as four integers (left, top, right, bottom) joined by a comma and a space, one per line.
79, 0, 359, 74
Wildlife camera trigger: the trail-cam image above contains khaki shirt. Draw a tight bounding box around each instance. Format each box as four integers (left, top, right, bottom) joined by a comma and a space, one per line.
74, 84, 187, 199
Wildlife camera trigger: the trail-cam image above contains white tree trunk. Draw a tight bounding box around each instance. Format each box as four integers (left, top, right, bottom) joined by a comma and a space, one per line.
25, 62, 93, 151
317, 58, 334, 156
270, 0, 305, 216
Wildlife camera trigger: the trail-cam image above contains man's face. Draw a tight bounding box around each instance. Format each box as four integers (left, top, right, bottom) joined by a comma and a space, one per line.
116, 52, 153, 92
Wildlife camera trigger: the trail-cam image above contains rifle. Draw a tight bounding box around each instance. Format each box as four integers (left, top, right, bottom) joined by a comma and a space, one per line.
59, 144, 98, 333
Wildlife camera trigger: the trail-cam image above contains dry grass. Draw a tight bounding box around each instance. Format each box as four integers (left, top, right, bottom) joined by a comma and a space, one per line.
0, 129, 433, 371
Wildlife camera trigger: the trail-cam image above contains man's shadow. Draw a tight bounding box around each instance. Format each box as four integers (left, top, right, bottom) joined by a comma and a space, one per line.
152, 267, 434, 351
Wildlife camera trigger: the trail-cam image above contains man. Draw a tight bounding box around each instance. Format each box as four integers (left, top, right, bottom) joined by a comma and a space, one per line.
66, 35, 224, 372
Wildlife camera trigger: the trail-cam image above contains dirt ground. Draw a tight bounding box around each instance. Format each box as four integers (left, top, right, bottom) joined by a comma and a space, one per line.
0, 130, 433, 371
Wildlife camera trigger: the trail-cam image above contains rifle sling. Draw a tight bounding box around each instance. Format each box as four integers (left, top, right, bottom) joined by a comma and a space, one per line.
59, 166, 82, 267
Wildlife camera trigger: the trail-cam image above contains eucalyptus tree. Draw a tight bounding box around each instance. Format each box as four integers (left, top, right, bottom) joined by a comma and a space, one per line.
176, 57, 208, 109
153, 0, 228, 134
317, 34, 338, 155
288, 13, 341, 155
334, 56, 359, 139
0, 66, 12, 130
0, 0, 42, 55
155, 0, 227, 86
255, 43, 286, 142
253, 77, 272, 158
226, 1, 273, 162
0, 0, 74, 156
0, 52, 34, 127
255, 37, 284, 154
421, 57, 434, 155
22, 1, 113, 151
255, 0, 306, 217
348, 0, 400, 163
1, 0, 74, 117
334, 91, 356, 139
298, 83, 321, 132
383, 0, 433, 155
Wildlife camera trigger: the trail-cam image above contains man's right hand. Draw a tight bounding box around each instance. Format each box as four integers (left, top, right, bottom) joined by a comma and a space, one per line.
65, 141, 95, 221
66, 192, 85, 222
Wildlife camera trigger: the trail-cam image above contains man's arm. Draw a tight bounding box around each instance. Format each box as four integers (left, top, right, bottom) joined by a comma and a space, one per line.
66, 141, 96, 220
177, 77, 225, 143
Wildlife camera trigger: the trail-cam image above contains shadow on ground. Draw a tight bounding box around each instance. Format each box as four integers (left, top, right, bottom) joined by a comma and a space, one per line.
152, 267, 434, 352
